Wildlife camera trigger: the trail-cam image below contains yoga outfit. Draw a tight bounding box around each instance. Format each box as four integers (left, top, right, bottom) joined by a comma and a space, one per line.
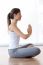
8, 31, 41, 58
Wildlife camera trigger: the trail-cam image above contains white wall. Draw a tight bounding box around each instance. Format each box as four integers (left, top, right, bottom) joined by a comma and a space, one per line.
0, 0, 43, 45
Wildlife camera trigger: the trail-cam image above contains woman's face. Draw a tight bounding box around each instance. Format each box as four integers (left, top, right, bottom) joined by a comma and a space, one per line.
14, 12, 22, 21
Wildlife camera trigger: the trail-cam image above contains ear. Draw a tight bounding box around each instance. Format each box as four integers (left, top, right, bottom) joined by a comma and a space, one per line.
14, 14, 16, 17
13, 14, 17, 19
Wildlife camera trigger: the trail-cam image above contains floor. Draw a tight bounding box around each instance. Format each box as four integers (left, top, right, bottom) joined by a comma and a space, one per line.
0, 46, 43, 65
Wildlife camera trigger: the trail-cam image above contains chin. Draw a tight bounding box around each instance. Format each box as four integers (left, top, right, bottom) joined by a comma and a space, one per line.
19, 19, 21, 20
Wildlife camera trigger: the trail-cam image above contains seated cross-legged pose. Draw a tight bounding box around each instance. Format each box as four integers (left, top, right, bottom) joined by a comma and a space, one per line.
7, 8, 41, 58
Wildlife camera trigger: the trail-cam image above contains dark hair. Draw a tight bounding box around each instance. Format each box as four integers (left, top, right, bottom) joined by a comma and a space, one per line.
7, 8, 20, 27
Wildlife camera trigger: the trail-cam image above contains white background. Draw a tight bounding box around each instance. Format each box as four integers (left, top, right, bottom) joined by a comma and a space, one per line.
0, 0, 43, 45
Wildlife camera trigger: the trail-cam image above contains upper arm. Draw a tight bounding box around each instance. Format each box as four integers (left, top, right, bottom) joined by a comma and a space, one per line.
12, 25, 28, 39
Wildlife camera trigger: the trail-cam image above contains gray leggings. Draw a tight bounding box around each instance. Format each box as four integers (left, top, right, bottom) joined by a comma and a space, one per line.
8, 44, 41, 58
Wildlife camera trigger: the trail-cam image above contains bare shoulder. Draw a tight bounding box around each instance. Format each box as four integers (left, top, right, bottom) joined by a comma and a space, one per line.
8, 24, 15, 32
9, 24, 18, 32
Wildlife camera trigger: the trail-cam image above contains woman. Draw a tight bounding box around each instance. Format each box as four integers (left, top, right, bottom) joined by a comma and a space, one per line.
7, 8, 41, 58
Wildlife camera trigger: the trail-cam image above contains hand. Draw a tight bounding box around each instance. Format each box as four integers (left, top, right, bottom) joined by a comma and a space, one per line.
27, 24, 32, 35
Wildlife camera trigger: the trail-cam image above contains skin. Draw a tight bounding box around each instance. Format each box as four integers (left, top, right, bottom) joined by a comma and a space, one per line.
9, 12, 32, 39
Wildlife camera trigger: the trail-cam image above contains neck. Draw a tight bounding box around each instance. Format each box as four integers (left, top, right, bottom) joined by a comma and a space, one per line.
11, 19, 18, 25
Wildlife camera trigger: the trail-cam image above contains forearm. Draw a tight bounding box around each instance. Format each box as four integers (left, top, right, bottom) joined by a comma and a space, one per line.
12, 25, 32, 39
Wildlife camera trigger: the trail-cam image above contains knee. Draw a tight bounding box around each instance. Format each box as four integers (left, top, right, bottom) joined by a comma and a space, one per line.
36, 47, 41, 55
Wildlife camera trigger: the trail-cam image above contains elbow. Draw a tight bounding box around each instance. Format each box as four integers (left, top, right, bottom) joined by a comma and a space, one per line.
24, 37, 27, 39
22, 35, 28, 39
23, 37, 27, 39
